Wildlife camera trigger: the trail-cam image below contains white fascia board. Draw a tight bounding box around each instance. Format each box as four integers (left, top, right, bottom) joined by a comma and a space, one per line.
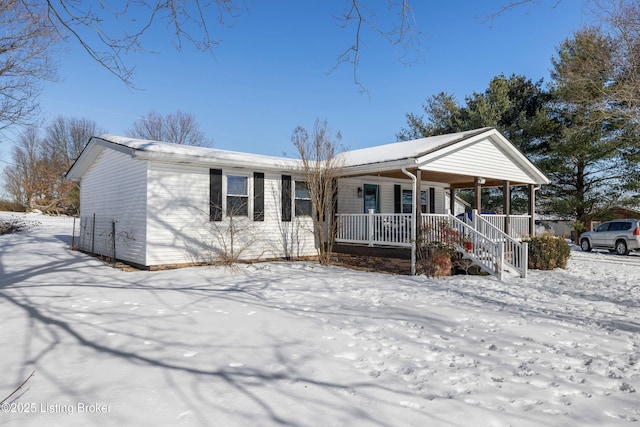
132, 149, 304, 173
341, 158, 419, 176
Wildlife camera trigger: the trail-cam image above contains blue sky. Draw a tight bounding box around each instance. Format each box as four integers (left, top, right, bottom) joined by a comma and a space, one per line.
4, 0, 591, 164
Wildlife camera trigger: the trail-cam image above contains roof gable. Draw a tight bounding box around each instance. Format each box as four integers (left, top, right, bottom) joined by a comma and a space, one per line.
340, 128, 549, 185
416, 129, 549, 185
341, 128, 490, 167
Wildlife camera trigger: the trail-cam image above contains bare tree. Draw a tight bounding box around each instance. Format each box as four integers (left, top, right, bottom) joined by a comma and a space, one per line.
599, 0, 640, 125
0, 1, 57, 129
128, 110, 213, 147
335, 0, 422, 92
484, 0, 576, 21
292, 119, 345, 266
3, 127, 41, 208
3, 117, 101, 213
34, 1, 245, 86
1, 1, 423, 129
44, 116, 98, 163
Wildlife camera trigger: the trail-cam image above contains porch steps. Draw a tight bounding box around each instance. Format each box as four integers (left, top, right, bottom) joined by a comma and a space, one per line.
428, 213, 528, 280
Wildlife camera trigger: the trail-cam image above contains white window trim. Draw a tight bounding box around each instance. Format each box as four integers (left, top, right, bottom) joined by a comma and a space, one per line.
401, 186, 429, 214
293, 179, 312, 217
224, 172, 252, 218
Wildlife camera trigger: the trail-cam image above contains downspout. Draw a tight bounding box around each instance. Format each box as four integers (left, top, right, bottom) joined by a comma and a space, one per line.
402, 166, 417, 276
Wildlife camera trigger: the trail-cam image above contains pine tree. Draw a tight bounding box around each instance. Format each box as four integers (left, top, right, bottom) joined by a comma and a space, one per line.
541, 27, 640, 237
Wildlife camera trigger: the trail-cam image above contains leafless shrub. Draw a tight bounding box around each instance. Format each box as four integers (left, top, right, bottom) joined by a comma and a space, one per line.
0, 217, 39, 235
292, 119, 345, 266
205, 202, 263, 266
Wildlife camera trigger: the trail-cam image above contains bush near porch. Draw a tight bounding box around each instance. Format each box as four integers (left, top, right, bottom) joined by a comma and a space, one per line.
417, 241, 454, 277
523, 234, 571, 270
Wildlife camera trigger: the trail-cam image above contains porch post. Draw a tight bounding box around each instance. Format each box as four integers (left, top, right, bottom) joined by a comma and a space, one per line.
414, 169, 422, 234
449, 188, 456, 215
474, 178, 482, 212
503, 180, 511, 235
401, 167, 417, 276
528, 184, 536, 236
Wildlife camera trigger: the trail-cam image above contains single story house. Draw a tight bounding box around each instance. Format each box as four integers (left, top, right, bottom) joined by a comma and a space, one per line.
66, 127, 550, 277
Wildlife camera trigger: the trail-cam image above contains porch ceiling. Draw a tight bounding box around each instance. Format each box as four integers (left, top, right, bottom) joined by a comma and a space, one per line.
343, 169, 530, 189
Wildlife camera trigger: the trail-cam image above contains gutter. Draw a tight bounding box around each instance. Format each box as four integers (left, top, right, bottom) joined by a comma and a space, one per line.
341, 159, 419, 177
132, 148, 305, 173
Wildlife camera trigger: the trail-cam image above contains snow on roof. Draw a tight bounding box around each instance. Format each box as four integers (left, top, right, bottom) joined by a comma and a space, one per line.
99, 128, 493, 170
97, 134, 304, 169
70, 127, 541, 183
341, 128, 492, 167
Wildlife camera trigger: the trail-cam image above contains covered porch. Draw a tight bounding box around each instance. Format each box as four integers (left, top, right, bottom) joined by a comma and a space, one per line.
332, 128, 550, 278
335, 211, 532, 248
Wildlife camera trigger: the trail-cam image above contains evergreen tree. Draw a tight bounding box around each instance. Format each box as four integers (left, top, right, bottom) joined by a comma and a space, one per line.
398, 74, 554, 213
541, 27, 640, 236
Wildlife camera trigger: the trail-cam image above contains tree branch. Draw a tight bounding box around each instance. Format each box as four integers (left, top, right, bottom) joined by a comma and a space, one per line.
0, 371, 36, 405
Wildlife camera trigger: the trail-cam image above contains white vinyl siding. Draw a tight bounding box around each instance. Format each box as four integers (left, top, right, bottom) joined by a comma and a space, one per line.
421, 138, 535, 183
79, 149, 148, 265
144, 165, 317, 266
264, 175, 316, 259
337, 179, 362, 214
433, 187, 446, 214
146, 162, 211, 265
338, 177, 448, 215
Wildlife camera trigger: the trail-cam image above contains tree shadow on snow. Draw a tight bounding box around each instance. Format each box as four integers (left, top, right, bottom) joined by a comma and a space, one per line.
0, 254, 439, 426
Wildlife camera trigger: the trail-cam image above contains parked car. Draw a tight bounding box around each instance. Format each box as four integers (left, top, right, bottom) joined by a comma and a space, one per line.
579, 219, 640, 255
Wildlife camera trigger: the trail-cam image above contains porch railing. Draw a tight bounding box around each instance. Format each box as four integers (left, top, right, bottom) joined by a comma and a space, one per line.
471, 212, 528, 278
478, 214, 531, 238
421, 214, 507, 279
335, 212, 529, 279
335, 211, 412, 247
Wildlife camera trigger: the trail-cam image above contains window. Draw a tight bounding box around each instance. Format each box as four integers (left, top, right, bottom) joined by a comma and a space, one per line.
401, 190, 428, 213
402, 190, 412, 214
226, 175, 248, 216
295, 181, 312, 216
608, 221, 631, 231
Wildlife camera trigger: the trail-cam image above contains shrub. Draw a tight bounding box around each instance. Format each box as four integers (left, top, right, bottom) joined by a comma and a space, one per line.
0, 200, 26, 212
523, 234, 571, 270
417, 241, 454, 277
0, 217, 36, 235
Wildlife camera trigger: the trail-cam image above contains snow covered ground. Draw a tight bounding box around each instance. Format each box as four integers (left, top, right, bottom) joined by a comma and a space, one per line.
0, 212, 638, 427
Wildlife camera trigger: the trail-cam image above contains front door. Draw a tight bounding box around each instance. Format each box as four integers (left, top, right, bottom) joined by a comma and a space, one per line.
363, 184, 379, 213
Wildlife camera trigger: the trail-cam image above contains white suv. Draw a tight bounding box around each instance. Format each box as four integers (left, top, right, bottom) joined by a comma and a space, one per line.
580, 219, 640, 255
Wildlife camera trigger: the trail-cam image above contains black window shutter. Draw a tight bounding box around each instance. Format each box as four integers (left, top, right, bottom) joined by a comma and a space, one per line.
210, 169, 223, 221
394, 184, 401, 214
254, 172, 264, 221
331, 178, 338, 215
429, 187, 436, 214
281, 175, 292, 222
